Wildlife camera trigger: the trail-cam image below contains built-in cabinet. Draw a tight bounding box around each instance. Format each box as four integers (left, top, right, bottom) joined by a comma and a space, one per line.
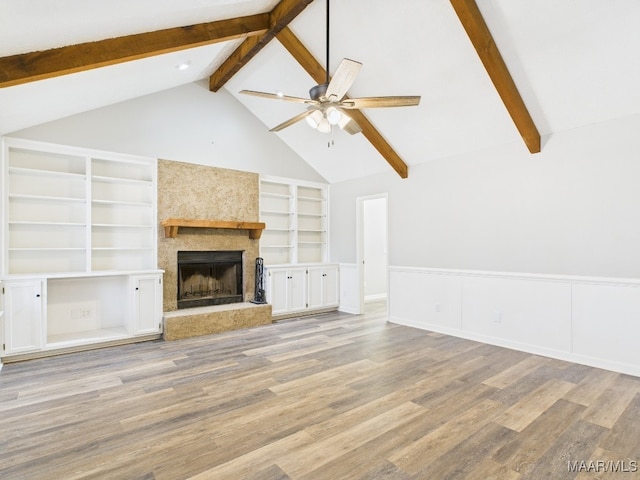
2, 280, 44, 354
1, 138, 163, 359
266, 264, 339, 317
259, 176, 338, 317
307, 265, 339, 310
1, 273, 163, 356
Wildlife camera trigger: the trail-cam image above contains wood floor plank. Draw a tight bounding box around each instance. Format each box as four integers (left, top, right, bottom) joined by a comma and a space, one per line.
483, 355, 551, 389
494, 378, 576, 432
492, 399, 586, 474
520, 420, 606, 479
1, 300, 638, 479
278, 401, 426, 478
582, 375, 640, 428
388, 398, 504, 475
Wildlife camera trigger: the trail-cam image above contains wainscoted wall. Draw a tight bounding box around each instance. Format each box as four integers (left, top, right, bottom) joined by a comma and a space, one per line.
338, 263, 361, 315
157, 159, 260, 312
389, 267, 640, 377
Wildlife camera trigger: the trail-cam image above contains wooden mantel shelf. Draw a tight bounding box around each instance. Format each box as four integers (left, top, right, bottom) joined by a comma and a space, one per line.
161, 218, 266, 239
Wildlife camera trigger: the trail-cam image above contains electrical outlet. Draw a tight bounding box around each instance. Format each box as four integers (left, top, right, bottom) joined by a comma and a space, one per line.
493, 311, 502, 324
435, 303, 441, 313
71, 304, 94, 320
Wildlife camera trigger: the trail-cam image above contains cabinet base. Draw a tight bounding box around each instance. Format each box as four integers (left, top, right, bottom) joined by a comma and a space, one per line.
1, 334, 162, 364
272, 306, 339, 322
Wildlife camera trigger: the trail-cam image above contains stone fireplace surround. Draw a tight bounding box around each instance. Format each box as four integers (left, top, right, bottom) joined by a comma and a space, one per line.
158, 159, 271, 339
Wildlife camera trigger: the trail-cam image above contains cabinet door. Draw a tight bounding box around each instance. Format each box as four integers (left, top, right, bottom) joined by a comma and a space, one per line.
133, 275, 162, 335
267, 269, 289, 315
307, 267, 324, 310
322, 266, 339, 307
3, 281, 44, 354
288, 268, 307, 312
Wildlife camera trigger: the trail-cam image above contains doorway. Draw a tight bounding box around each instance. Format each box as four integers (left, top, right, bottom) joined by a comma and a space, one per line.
356, 194, 388, 314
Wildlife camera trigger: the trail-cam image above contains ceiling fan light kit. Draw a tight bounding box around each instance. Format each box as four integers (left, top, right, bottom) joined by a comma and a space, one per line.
240, 0, 420, 137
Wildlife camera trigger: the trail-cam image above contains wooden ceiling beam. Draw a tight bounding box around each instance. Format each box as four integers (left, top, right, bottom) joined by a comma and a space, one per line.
450, 0, 541, 153
209, 0, 315, 92
0, 14, 270, 88
276, 27, 409, 179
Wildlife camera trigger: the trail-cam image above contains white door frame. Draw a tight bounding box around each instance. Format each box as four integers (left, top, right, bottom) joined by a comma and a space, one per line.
356, 193, 389, 314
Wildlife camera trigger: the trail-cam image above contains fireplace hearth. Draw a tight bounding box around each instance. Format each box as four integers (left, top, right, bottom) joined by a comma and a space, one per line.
177, 251, 243, 309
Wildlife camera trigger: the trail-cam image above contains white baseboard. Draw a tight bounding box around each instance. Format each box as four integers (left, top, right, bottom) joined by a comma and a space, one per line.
365, 293, 387, 302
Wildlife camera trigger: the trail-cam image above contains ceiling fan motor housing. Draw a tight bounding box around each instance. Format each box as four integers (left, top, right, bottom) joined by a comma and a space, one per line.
309, 83, 329, 101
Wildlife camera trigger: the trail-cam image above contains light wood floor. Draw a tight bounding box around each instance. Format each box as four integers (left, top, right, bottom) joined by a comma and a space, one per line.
1, 301, 639, 480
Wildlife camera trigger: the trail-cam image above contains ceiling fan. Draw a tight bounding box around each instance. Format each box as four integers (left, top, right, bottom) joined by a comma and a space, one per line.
239, 0, 420, 136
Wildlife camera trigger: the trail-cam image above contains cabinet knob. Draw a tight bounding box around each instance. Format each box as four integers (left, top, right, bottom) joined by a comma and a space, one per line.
36, 294, 40, 298
135, 287, 139, 291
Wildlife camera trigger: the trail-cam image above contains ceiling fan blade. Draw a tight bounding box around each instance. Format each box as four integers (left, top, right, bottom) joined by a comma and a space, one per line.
340, 96, 421, 109
239, 90, 318, 105
338, 111, 362, 135
269, 109, 316, 132
325, 58, 362, 102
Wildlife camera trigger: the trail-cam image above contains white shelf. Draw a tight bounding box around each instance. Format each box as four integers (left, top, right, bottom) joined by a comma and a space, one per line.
9, 247, 85, 252
92, 223, 152, 228
9, 221, 86, 226
92, 174, 153, 186
9, 166, 86, 180
47, 327, 130, 348
261, 210, 293, 216
92, 199, 153, 207
92, 247, 152, 251
9, 193, 86, 203
260, 192, 293, 199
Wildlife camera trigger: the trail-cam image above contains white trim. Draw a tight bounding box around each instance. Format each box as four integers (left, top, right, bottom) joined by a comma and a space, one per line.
389, 265, 640, 287
365, 293, 388, 302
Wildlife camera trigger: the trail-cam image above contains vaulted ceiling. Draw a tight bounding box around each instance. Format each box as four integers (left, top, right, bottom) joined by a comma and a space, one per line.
1, 0, 640, 183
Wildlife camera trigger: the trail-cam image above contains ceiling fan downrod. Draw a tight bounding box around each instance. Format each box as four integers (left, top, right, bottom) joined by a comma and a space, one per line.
309, 0, 331, 100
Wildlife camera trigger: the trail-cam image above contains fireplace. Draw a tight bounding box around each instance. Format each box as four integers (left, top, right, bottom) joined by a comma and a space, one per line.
177, 251, 243, 309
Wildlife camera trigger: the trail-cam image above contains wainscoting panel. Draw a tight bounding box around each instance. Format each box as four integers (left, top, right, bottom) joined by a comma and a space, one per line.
461, 276, 571, 353
572, 282, 640, 369
338, 263, 361, 314
388, 270, 462, 331
389, 267, 640, 377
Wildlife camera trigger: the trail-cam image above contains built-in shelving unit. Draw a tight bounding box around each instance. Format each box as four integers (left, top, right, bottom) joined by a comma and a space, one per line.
2, 138, 157, 275
1, 138, 163, 359
259, 176, 328, 265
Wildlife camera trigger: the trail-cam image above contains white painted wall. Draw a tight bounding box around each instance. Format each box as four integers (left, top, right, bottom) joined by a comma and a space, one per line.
363, 197, 387, 300
330, 113, 640, 278
11, 81, 325, 183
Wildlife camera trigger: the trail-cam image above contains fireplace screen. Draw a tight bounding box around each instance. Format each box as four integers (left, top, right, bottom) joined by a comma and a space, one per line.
177, 251, 243, 309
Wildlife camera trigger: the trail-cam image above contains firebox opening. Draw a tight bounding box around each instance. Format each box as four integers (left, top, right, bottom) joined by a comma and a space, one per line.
177, 251, 243, 309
